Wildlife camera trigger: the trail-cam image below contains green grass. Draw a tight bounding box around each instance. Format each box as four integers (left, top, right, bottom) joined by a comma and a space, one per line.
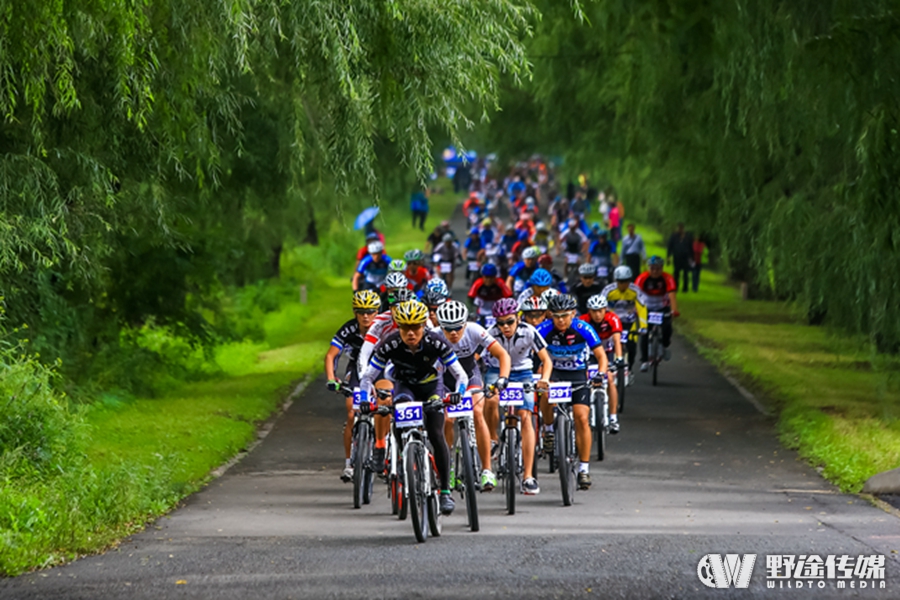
633, 223, 900, 492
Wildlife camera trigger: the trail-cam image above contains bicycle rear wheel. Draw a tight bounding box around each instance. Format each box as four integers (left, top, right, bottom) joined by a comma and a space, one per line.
406, 443, 427, 543
556, 414, 573, 506
427, 461, 442, 538
617, 367, 626, 414
390, 474, 400, 515
459, 425, 479, 532
352, 423, 370, 509
651, 335, 660, 386
505, 429, 518, 515
595, 391, 606, 462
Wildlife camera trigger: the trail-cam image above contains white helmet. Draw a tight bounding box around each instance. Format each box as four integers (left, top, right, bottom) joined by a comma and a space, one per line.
522, 246, 541, 259
614, 265, 633, 281
384, 272, 408, 289
578, 262, 597, 276
367, 241, 384, 254
540, 288, 560, 305
586, 294, 608, 310
436, 300, 469, 328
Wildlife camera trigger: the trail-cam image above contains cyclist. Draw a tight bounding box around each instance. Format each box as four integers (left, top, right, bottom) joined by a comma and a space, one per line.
580, 295, 623, 433
353, 241, 392, 291
421, 287, 449, 328
403, 249, 432, 292
533, 222, 552, 255
558, 218, 589, 278
432, 232, 460, 288
535, 294, 608, 490
519, 294, 548, 328
359, 300, 468, 515
588, 229, 618, 285
355, 232, 382, 266
463, 227, 483, 284
571, 263, 606, 315
379, 272, 412, 307
485, 298, 553, 495
634, 255, 679, 371
325, 290, 382, 482
388, 259, 407, 274
600, 266, 647, 384
507, 246, 541, 295
434, 301, 511, 492
467, 263, 513, 327
516, 268, 554, 305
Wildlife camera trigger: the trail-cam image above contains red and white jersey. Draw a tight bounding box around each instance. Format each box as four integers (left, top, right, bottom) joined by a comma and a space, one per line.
634, 272, 676, 310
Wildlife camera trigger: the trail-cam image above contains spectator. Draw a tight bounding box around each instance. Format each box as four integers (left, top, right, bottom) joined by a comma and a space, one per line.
620, 223, 646, 277
410, 188, 429, 231
608, 200, 621, 242
692, 235, 707, 292
666, 222, 694, 292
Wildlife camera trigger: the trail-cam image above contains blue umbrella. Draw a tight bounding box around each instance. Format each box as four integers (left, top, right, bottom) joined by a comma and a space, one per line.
354, 207, 380, 230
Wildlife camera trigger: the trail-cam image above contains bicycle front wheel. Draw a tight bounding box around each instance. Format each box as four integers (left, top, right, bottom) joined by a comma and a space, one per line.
352, 423, 370, 509
505, 428, 518, 515
406, 443, 427, 543
617, 367, 626, 414
459, 425, 479, 532
556, 414, 574, 507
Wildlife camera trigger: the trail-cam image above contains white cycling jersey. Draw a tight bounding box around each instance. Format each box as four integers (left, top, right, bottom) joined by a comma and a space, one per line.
436, 322, 497, 370
484, 322, 547, 372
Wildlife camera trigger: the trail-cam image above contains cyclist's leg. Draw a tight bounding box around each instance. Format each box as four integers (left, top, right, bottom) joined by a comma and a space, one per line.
481, 370, 501, 476
373, 378, 392, 453
425, 407, 451, 492
626, 325, 638, 370
640, 330, 649, 363
570, 380, 592, 465
344, 394, 354, 461
662, 314, 673, 348
515, 373, 537, 481
606, 351, 618, 417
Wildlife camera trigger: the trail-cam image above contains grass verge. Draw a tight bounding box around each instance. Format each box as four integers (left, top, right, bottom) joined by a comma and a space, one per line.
633, 225, 900, 492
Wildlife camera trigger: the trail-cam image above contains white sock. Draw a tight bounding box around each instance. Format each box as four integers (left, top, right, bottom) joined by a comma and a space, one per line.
345, 458, 352, 468
609, 414, 618, 423
579, 462, 590, 474
545, 424, 554, 433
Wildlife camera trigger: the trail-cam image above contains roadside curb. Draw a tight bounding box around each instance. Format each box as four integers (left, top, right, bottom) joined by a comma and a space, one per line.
210, 373, 314, 479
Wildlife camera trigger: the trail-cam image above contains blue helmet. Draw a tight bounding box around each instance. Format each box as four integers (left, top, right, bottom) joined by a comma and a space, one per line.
425, 277, 450, 296
480, 263, 498, 277
469, 227, 480, 236
527, 268, 553, 287
648, 255, 664, 266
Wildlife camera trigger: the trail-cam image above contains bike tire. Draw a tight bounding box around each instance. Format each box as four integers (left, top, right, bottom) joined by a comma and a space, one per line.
505, 429, 517, 515
352, 423, 369, 509
652, 360, 658, 386
390, 475, 400, 515
617, 368, 626, 414
398, 473, 408, 521
459, 426, 480, 532
556, 414, 573, 507
427, 463, 442, 538
407, 443, 427, 543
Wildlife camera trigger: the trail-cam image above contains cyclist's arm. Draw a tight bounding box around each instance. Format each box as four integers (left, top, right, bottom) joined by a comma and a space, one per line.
359, 359, 385, 392
592, 345, 609, 372
444, 357, 469, 393
668, 291, 679, 315
357, 338, 376, 375
325, 345, 341, 382
535, 348, 553, 383
351, 271, 362, 291
612, 336, 623, 362
635, 289, 649, 330
487, 342, 511, 379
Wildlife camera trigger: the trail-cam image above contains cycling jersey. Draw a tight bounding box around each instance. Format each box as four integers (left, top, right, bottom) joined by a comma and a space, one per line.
535, 318, 602, 372
438, 323, 497, 370
330, 318, 365, 376
356, 254, 393, 288
356, 312, 435, 374
634, 272, 677, 310
580, 311, 624, 354
361, 331, 468, 391
600, 282, 648, 329
508, 261, 538, 294
562, 229, 587, 254
484, 322, 547, 372
467, 277, 512, 316
405, 266, 432, 290
571, 280, 607, 315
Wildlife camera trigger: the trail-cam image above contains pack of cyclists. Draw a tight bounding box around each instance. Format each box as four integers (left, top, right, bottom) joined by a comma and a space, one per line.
327, 176, 680, 529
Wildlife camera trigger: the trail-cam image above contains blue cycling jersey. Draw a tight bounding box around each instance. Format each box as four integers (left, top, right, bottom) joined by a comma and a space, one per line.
357, 254, 393, 286
535, 318, 602, 372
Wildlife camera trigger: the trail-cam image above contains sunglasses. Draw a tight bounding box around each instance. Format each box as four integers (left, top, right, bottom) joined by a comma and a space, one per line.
442, 324, 465, 332
354, 309, 378, 315
399, 324, 424, 332
496, 318, 517, 326
551, 312, 572, 319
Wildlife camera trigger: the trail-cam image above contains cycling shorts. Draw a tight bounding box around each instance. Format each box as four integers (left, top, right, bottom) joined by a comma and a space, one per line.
550, 369, 590, 407
485, 368, 535, 411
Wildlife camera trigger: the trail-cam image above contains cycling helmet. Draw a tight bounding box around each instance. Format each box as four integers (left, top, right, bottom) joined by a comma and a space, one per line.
522, 246, 541, 260
547, 293, 577, 312
578, 263, 597, 276
614, 265, 633, 281
352, 290, 382, 310
384, 272, 409, 289
425, 277, 450, 296
365, 232, 379, 241
586, 294, 608, 310
492, 297, 519, 318
436, 300, 469, 328
388, 259, 407, 273
527, 268, 553, 287
404, 249, 424, 262
481, 218, 492, 227
538, 254, 553, 268
367, 241, 384, 254
519, 295, 547, 313
392, 300, 429, 325
648, 255, 664, 266
421, 288, 449, 307
536, 221, 548, 232
469, 227, 479, 236
388, 288, 415, 305
441, 232, 454, 242
480, 263, 498, 277
540, 288, 560, 304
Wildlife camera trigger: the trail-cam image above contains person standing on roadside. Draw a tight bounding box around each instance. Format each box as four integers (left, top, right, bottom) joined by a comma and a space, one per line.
692, 235, 707, 292
666, 222, 694, 293
410, 187, 429, 231
608, 199, 621, 242
621, 223, 646, 278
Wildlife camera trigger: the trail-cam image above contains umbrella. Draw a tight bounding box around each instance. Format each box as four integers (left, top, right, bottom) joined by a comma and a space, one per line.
354, 207, 380, 230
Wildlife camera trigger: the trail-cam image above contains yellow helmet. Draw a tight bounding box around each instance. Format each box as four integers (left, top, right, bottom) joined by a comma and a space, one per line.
352, 290, 382, 310
392, 300, 429, 325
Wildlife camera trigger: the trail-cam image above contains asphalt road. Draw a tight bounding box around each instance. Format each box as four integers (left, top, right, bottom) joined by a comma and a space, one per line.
4, 207, 898, 599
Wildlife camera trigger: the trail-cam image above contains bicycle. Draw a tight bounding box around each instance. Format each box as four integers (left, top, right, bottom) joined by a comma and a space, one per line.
547, 381, 580, 506
532, 373, 557, 475
395, 394, 458, 543
647, 311, 665, 386
587, 366, 609, 462
495, 382, 534, 515
447, 392, 480, 532
349, 388, 378, 509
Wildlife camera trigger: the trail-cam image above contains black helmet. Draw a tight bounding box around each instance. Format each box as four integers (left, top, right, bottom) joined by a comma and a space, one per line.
547, 293, 577, 312
421, 288, 449, 308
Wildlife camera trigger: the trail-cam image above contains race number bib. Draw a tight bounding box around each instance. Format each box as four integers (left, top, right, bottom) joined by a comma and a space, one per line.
432, 253, 441, 265
587, 365, 599, 380
394, 402, 424, 428
352, 388, 367, 410
468, 261, 480, 272
621, 331, 629, 343
548, 381, 572, 404
483, 315, 496, 328
446, 393, 474, 419
648, 311, 664, 325
597, 266, 609, 278
499, 382, 525, 406
532, 373, 542, 384
565, 253, 580, 265
440, 262, 453, 274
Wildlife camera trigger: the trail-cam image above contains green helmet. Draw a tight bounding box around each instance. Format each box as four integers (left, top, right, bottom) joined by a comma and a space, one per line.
388, 259, 407, 273
404, 249, 424, 262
